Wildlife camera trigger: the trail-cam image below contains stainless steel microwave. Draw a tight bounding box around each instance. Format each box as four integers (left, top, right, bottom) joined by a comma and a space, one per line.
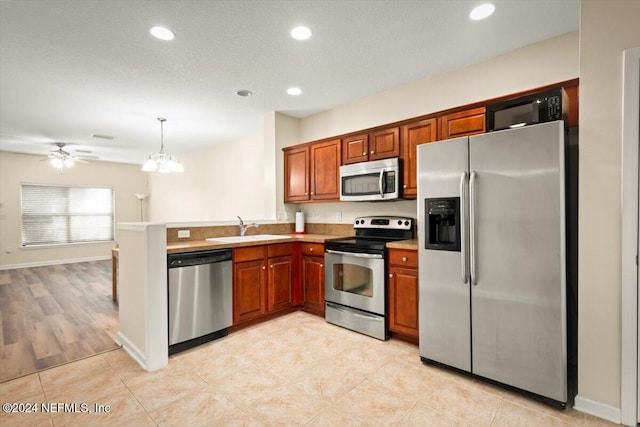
339, 157, 401, 202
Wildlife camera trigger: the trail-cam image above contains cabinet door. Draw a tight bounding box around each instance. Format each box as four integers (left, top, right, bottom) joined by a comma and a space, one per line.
342, 133, 369, 165
369, 127, 400, 161
233, 259, 267, 324
302, 255, 325, 315
401, 119, 437, 198
439, 107, 486, 140
268, 255, 294, 312
310, 139, 341, 200
388, 266, 419, 339
284, 145, 310, 202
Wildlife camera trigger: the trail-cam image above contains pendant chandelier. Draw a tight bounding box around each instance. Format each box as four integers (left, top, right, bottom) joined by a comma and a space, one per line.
142, 117, 184, 173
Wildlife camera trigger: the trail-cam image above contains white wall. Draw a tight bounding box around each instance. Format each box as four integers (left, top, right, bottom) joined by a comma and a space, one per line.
147, 131, 265, 222
576, 0, 640, 418
292, 31, 579, 224
0, 151, 147, 268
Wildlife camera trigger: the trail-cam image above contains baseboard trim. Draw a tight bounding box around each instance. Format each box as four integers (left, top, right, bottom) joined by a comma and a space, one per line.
115, 332, 147, 370
0, 255, 111, 270
574, 395, 621, 424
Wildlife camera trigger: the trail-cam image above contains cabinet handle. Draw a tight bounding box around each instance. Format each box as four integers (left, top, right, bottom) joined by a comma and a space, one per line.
311, 192, 314, 195
270, 265, 273, 269
262, 266, 266, 270
403, 184, 407, 189
389, 273, 393, 278
402, 257, 408, 262
370, 150, 375, 154
309, 248, 314, 252
362, 152, 366, 156
320, 264, 323, 268
304, 192, 308, 195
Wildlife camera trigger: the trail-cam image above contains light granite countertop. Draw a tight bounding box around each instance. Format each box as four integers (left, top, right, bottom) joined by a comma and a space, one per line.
386, 239, 418, 250
166, 233, 341, 254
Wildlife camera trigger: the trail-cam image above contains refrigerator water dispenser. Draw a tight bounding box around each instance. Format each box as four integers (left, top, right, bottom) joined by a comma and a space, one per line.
425, 197, 461, 251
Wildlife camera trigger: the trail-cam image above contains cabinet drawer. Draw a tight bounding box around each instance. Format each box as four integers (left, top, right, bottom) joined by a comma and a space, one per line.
301, 243, 324, 256
233, 245, 265, 262
388, 249, 418, 268
267, 243, 294, 258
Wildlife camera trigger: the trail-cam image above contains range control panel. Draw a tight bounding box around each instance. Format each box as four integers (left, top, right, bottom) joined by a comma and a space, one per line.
353, 216, 413, 230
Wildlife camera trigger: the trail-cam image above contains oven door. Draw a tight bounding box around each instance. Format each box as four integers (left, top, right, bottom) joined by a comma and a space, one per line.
324, 249, 386, 315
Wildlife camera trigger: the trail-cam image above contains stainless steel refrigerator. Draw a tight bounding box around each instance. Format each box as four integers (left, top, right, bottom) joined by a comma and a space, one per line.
417, 120, 576, 407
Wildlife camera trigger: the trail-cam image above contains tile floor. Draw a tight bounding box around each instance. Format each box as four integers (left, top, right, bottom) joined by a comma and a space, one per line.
0, 311, 617, 426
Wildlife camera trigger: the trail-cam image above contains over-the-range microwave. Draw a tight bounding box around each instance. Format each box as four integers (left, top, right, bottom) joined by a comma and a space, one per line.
339, 157, 401, 202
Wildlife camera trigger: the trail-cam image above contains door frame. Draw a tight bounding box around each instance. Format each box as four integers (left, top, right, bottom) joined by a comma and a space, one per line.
621, 46, 640, 427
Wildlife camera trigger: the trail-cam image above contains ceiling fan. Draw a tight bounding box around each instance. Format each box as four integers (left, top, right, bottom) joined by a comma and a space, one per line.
45, 142, 99, 172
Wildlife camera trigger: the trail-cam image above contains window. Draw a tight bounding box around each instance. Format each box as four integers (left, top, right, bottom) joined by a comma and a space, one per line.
21, 184, 114, 247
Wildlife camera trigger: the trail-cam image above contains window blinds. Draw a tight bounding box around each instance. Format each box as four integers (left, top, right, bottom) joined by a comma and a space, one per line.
21, 184, 114, 246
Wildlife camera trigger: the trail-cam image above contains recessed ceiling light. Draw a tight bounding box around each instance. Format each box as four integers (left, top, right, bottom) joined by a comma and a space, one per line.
236, 89, 253, 97
290, 26, 312, 41
149, 26, 175, 41
469, 3, 495, 20
287, 87, 302, 96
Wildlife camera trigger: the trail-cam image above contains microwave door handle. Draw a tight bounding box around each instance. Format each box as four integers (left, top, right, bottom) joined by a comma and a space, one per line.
378, 169, 384, 197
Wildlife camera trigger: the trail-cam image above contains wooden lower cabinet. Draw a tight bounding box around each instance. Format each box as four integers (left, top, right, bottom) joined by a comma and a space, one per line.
387, 249, 419, 339
233, 257, 267, 324
232, 243, 295, 325
300, 243, 325, 315
268, 255, 294, 312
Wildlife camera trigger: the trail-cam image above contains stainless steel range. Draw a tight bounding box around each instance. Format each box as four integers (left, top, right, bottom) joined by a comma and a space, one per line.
324, 216, 414, 340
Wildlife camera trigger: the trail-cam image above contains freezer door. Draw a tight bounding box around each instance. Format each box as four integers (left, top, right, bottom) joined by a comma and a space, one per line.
417, 136, 471, 372
469, 121, 567, 402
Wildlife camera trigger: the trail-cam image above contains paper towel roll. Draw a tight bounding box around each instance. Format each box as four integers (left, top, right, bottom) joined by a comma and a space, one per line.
295, 212, 305, 233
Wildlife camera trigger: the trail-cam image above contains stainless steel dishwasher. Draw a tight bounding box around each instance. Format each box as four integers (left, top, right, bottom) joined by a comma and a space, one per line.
167, 249, 232, 355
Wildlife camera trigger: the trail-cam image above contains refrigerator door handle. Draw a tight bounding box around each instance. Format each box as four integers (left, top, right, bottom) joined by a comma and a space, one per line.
469, 170, 477, 286
460, 171, 469, 283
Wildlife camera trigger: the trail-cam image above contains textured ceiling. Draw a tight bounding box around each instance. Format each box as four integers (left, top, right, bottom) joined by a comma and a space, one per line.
0, 0, 579, 165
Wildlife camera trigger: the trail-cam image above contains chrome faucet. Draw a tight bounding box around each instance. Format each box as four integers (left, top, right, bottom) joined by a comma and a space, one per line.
237, 216, 258, 236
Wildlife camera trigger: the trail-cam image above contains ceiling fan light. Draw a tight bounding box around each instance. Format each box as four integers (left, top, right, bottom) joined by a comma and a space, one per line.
50, 157, 63, 169
64, 158, 75, 168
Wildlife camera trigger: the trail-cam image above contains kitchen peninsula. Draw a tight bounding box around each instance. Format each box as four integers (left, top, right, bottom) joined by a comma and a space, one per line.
114, 220, 362, 372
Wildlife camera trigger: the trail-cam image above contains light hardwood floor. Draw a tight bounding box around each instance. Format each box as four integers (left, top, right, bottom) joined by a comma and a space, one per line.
0, 260, 119, 383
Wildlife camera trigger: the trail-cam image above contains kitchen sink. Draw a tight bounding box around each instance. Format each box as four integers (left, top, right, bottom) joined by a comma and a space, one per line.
205, 234, 292, 243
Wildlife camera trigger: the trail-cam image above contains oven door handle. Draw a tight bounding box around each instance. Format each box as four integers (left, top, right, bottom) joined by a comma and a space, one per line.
325, 249, 384, 259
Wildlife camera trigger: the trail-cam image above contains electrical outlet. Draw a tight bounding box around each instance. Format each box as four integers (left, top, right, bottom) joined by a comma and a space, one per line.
310, 212, 320, 220
335, 211, 342, 221
178, 230, 190, 238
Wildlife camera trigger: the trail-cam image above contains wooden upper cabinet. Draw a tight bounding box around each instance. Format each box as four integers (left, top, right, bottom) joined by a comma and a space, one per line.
310, 138, 341, 200
401, 118, 437, 199
342, 133, 369, 165
342, 128, 400, 164
438, 107, 486, 140
369, 127, 400, 161
284, 145, 309, 202
564, 85, 579, 128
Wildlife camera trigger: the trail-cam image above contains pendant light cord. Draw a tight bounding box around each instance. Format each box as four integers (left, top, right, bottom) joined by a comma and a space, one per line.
158, 117, 166, 153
